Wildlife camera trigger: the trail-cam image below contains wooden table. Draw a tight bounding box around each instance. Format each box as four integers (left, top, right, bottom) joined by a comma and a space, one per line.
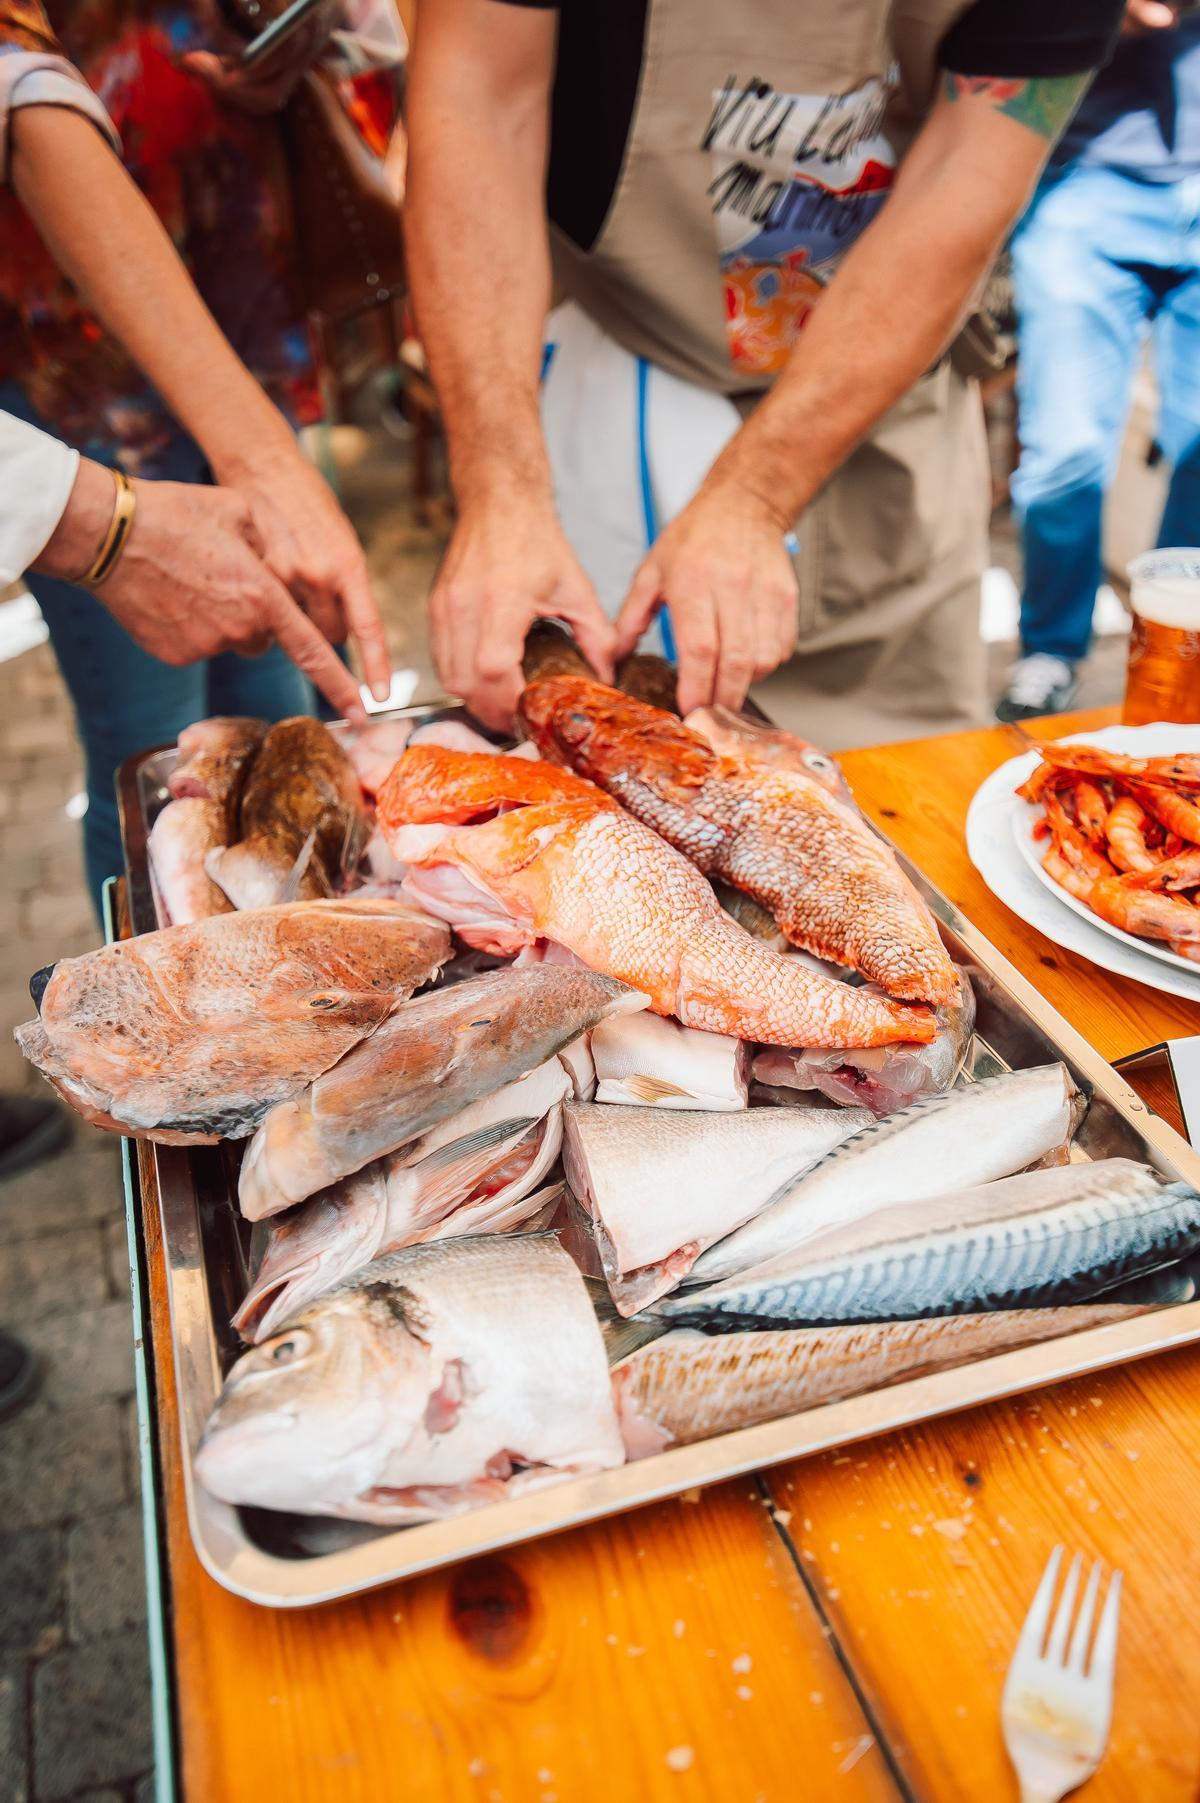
133, 707, 1200, 1802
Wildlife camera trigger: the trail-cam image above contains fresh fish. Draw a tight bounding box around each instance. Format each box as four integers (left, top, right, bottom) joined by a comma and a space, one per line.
409, 718, 505, 756
234, 1059, 571, 1341
15, 899, 450, 1143
684, 706, 852, 803
238, 967, 646, 1218
148, 798, 234, 926
712, 881, 788, 951
559, 1035, 597, 1100
754, 967, 976, 1117
613, 1301, 1160, 1457
206, 717, 367, 909
196, 1234, 624, 1523
665, 1158, 1200, 1329
341, 718, 414, 798
519, 676, 957, 1006
168, 716, 266, 803
615, 652, 679, 714
523, 619, 597, 685
690, 1063, 1082, 1284
561, 1100, 871, 1314
380, 748, 935, 1049
589, 1010, 749, 1109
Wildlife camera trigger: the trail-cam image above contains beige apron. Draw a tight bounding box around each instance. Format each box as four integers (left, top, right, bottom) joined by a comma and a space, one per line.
548, 0, 992, 746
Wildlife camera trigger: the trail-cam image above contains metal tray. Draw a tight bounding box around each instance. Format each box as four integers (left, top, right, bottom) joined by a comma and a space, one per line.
116, 706, 1200, 1608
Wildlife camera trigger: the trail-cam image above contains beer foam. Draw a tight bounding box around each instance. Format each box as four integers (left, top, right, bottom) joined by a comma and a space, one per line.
1129, 550, 1200, 630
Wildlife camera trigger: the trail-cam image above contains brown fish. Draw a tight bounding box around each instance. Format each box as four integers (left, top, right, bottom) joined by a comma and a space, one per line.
519, 677, 957, 1005
15, 898, 450, 1143
616, 653, 679, 714
523, 619, 598, 685
168, 716, 266, 806
206, 717, 367, 909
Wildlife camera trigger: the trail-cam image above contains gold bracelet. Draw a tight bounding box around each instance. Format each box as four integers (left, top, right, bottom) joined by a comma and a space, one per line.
81, 469, 137, 588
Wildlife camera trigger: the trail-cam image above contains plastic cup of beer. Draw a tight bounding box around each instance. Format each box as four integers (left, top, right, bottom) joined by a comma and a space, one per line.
1124, 549, 1200, 725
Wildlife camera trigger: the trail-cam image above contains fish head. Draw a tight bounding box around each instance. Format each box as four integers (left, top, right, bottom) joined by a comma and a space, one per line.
233, 1170, 391, 1344
29, 965, 56, 1012
196, 1287, 432, 1513
519, 677, 712, 793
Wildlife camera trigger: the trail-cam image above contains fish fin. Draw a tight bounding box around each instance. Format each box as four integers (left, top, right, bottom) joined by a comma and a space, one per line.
277, 825, 322, 903
415, 1117, 538, 1173
618, 1074, 691, 1102
587, 1279, 669, 1364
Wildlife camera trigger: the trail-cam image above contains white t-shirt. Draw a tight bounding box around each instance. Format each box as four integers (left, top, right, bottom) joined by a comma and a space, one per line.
0, 410, 79, 587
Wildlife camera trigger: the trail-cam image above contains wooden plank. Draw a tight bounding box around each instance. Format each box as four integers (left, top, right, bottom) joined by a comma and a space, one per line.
141, 1174, 898, 1800
758, 707, 1200, 1800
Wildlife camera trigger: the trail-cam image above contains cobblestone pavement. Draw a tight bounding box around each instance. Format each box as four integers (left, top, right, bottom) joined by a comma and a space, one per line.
0, 427, 1123, 1799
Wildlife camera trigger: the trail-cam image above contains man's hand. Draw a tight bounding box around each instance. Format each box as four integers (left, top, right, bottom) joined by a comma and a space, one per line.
33, 461, 370, 720
1123, 0, 1179, 34
615, 485, 798, 716
430, 492, 616, 731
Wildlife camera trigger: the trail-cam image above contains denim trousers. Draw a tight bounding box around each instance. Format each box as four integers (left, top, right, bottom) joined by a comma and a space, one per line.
0, 383, 314, 914
1011, 164, 1200, 664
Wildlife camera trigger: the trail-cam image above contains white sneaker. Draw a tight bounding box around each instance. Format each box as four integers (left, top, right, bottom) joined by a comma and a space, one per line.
995, 653, 1079, 723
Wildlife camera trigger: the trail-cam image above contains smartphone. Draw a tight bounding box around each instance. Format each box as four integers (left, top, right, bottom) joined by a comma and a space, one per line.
239, 0, 328, 68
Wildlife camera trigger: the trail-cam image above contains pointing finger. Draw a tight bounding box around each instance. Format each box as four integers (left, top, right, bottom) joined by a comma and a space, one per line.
267, 587, 368, 722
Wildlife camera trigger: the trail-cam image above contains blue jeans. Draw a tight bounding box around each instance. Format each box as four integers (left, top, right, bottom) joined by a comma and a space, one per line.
1, 384, 315, 915
1011, 164, 1200, 664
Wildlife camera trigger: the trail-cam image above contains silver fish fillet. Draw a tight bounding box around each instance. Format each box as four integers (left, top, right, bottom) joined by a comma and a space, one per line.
589, 1010, 749, 1110
613, 1300, 1159, 1457
753, 966, 976, 1118
690, 1062, 1082, 1285
197, 1235, 624, 1524
661, 1158, 1200, 1328
561, 1100, 871, 1315
238, 967, 647, 1219
234, 1059, 571, 1340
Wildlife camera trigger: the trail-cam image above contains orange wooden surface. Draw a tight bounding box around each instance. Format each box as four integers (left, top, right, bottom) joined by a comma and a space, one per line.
764, 706, 1200, 1801
140, 706, 1200, 1801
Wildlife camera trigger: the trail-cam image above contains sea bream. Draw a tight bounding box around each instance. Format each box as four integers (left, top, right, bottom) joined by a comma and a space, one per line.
15, 899, 450, 1142
238, 967, 646, 1219
661, 1158, 1200, 1329
519, 676, 957, 1006
234, 1058, 573, 1340
560, 1100, 871, 1314
379, 747, 935, 1049
689, 1063, 1082, 1284
197, 1235, 625, 1524
613, 1301, 1160, 1457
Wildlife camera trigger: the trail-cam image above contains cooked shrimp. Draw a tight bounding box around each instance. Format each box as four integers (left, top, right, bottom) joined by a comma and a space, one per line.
1123, 844, 1200, 892
1129, 782, 1200, 845
1043, 792, 1116, 885
1040, 743, 1200, 789
1089, 875, 1200, 943
1104, 797, 1157, 873
1073, 779, 1111, 844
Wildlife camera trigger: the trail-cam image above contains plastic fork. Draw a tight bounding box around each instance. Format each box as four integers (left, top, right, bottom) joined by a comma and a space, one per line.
1001, 1547, 1123, 1803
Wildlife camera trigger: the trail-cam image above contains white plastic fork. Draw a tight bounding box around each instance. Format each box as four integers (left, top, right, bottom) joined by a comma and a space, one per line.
1001, 1547, 1123, 1803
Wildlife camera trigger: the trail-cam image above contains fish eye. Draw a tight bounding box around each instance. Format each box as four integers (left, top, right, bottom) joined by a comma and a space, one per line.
259, 1328, 312, 1369
807, 753, 834, 773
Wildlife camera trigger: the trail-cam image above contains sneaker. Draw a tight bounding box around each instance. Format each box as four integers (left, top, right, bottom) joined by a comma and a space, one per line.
0, 1093, 70, 1180
995, 653, 1079, 724
0, 1332, 38, 1420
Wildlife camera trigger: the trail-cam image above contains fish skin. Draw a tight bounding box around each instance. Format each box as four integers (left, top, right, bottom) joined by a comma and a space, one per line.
380, 749, 935, 1050
237, 967, 647, 1218
15, 898, 450, 1143
207, 717, 367, 909
753, 966, 976, 1118
684, 706, 852, 804
613, 1302, 1159, 1456
523, 619, 598, 685
168, 716, 266, 803
519, 677, 957, 1006
690, 1063, 1081, 1284
664, 1158, 1200, 1329
615, 653, 679, 715
589, 1010, 749, 1110
148, 798, 234, 926
197, 1234, 624, 1524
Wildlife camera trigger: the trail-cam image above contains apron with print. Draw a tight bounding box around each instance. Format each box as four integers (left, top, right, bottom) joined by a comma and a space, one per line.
541, 0, 993, 746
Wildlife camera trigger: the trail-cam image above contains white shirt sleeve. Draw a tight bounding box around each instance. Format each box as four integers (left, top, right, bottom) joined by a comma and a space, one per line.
0, 411, 81, 587
0, 51, 120, 180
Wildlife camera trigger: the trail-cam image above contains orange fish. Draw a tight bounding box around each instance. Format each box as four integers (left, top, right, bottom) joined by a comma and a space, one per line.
519, 677, 957, 1007
378, 749, 934, 1049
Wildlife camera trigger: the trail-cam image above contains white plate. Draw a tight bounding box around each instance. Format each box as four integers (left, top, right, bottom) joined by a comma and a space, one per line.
966, 722, 1200, 1004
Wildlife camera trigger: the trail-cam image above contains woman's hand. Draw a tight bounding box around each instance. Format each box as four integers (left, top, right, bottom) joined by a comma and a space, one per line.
180, 4, 340, 115
34, 460, 371, 720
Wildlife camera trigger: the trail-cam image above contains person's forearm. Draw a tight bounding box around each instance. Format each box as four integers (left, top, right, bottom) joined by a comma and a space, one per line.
702, 75, 1089, 527
405, 5, 553, 506
9, 105, 294, 480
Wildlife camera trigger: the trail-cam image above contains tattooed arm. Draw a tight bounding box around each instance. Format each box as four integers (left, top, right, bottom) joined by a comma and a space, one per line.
616, 71, 1091, 713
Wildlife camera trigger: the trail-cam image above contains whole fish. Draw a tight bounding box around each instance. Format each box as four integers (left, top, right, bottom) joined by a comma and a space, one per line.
15, 899, 450, 1142
168, 715, 266, 803
207, 717, 367, 909
234, 1060, 572, 1340
148, 798, 234, 926
690, 1063, 1082, 1284
381, 748, 935, 1049
196, 1235, 625, 1523
589, 1010, 749, 1109
753, 966, 977, 1118
662, 1158, 1200, 1328
519, 676, 957, 1006
238, 966, 646, 1218
613, 1301, 1158, 1457
684, 705, 852, 804
561, 1100, 871, 1314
